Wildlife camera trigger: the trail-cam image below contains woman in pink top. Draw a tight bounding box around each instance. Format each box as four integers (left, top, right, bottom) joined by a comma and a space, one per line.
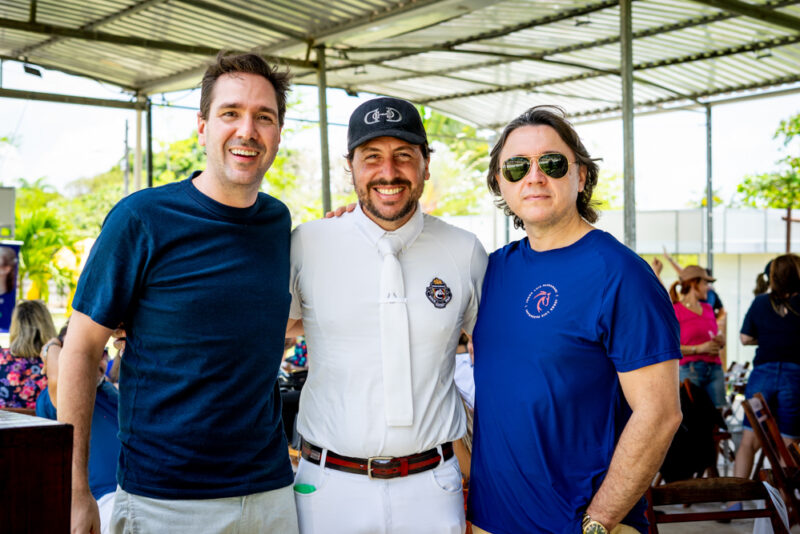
669, 265, 726, 407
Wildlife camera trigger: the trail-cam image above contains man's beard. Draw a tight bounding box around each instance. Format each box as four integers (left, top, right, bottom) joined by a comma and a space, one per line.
356, 178, 423, 223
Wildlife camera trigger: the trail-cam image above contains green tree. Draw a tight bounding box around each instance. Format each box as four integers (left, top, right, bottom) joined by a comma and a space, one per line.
736, 109, 800, 210
593, 171, 623, 210
15, 207, 73, 301
687, 187, 724, 208
736, 169, 800, 209
736, 110, 800, 252
419, 109, 490, 215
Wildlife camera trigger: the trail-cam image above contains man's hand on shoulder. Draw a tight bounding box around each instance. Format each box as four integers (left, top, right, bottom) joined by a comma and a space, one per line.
324, 203, 356, 219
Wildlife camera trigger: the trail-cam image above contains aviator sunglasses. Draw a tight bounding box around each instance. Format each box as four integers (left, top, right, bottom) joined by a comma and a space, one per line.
501, 153, 572, 182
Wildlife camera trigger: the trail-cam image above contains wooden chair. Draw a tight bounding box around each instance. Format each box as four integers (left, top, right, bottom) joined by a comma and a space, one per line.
645, 476, 789, 533
790, 442, 800, 467
742, 392, 800, 526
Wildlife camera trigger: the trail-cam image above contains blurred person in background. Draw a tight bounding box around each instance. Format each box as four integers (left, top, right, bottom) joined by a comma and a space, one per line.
0, 300, 55, 409
753, 260, 772, 297
729, 254, 800, 511
669, 265, 726, 409
0, 246, 18, 326
37, 330, 120, 534
653, 251, 727, 368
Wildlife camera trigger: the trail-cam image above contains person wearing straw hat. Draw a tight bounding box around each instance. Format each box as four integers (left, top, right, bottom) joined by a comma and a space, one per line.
668, 264, 727, 408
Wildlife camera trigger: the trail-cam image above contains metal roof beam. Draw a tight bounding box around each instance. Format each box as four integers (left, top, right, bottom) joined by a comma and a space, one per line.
0, 17, 314, 69
307, 0, 491, 46
322, 0, 800, 84
321, 0, 621, 74
173, 0, 309, 43
0, 54, 139, 91
0, 87, 144, 109
566, 74, 800, 124
688, 0, 800, 32
0, 17, 219, 56
416, 33, 800, 104
11, 0, 172, 58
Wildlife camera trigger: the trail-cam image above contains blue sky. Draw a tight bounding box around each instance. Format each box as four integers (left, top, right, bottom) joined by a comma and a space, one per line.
1, 59, 798, 210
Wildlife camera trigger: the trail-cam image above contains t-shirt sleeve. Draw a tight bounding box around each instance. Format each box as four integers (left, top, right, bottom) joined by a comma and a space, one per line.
461, 237, 488, 335
288, 226, 304, 320
35, 386, 57, 420
741, 299, 759, 338
598, 256, 682, 372
72, 202, 151, 329
712, 290, 724, 312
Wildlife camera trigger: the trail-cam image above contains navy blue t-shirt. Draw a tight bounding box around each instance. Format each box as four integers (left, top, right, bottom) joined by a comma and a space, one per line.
468, 230, 681, 534
37, 381, 120, 500
72, 175, 293, 499
741, 294, 800, 366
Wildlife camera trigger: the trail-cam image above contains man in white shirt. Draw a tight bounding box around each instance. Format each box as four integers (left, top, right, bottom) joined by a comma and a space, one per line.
287, 97, 487, 534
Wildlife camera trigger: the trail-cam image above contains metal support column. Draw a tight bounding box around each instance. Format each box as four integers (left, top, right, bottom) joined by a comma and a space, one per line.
123, 119, 130, 196
705, 105, 714, 271
146, 97, 153, 188
134, 95, 143, 191
620, 0, 636, 250
316, 45, 331, 214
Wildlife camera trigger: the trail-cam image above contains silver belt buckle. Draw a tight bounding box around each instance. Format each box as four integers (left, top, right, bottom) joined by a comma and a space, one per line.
367, 456, 393, 480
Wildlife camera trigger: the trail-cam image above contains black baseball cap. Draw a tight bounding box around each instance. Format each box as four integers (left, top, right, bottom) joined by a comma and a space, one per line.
347, 97, 428, 153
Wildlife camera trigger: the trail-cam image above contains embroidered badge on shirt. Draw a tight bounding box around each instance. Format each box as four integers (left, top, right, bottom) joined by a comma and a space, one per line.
426, 277, 452, 309
524, 283, 559, 319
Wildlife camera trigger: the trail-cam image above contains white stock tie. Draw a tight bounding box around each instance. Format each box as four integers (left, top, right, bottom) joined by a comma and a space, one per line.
377, 234, 413, 426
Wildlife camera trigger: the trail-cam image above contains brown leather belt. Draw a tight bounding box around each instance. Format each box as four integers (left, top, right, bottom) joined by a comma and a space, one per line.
300, 438, 454, 479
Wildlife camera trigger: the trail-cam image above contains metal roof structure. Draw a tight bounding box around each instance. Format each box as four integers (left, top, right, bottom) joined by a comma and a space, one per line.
1, 0, 799, 255
1, 0, 799, 128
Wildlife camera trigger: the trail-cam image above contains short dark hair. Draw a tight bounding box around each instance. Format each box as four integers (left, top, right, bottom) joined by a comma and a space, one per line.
200, 52, 292, 126
487, 105, 600, 229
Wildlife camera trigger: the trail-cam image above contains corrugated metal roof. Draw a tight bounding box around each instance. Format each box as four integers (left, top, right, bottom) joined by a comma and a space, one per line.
1, 0, 799, 126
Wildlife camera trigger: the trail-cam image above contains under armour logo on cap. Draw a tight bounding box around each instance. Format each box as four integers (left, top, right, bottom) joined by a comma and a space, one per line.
364, 107, 403, 124
348, 97, 427, 153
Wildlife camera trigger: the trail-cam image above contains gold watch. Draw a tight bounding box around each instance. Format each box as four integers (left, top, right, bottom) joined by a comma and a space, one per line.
582, 513, 609, 534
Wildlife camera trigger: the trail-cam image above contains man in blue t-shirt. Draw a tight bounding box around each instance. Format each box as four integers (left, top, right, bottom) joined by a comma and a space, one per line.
56, 53, 299, 534
468, 106, 682, 534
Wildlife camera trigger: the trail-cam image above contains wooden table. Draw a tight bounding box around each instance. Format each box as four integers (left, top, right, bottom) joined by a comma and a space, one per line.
0, 409, 72, 533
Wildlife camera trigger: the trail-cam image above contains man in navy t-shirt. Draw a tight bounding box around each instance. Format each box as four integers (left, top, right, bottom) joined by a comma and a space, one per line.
56, 53, 298, 534
468, 106, 682, 534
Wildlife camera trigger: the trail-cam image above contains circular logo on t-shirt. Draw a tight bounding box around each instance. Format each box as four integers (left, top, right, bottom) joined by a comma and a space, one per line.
525, 284, 558, 319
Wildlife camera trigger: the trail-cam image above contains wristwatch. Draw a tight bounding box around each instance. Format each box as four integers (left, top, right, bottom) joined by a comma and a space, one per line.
41, 339, 62, 357
582, 513, 609, 534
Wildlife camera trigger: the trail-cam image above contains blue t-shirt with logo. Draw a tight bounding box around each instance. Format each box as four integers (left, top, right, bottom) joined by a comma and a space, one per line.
468, 230, 680, 534
72, 175, 294, 499
37, 381, 120, 500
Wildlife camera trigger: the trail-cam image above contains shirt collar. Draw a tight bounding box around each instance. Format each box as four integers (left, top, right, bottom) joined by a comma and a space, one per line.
352, 202, 424, 252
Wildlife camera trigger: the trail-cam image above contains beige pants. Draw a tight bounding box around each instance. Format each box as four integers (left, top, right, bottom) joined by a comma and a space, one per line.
472, 523, 639, 534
